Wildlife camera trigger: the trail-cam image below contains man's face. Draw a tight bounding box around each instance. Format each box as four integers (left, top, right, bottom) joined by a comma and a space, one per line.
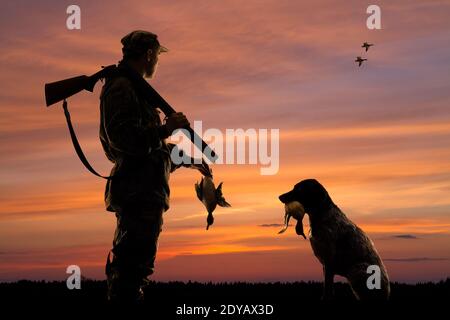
144, 47, 160, 79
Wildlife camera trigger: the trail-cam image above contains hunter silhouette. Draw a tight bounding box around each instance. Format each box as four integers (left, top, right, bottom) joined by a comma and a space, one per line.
100, 30, 211, 302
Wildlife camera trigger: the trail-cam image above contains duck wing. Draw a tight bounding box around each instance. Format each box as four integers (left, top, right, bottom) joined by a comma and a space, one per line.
215, 182, 231, 207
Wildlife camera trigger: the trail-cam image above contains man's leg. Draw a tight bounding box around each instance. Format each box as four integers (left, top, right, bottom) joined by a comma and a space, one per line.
106, 205, 164, 302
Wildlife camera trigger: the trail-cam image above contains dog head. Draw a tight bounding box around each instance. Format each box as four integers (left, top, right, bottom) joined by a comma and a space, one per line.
279, 178, 334, 223
278, 179, 333, 237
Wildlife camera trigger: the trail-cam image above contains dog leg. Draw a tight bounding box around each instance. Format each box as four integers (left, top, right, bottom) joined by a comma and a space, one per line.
347, 263, 390, 301
322, 265, 335, 300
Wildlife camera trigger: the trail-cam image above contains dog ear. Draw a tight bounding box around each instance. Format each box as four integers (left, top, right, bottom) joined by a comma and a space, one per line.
297, 179, 333, 210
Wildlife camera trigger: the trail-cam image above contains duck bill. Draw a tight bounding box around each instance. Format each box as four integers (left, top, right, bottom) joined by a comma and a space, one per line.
278, 213, 291, 234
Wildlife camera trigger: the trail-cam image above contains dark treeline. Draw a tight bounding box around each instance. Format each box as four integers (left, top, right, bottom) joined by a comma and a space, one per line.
0, 279, 448, 317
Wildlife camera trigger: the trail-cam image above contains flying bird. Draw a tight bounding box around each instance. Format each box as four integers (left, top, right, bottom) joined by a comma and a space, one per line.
355, 56, 367, 67
362, 42, 374, 52
195, 173, 231, 230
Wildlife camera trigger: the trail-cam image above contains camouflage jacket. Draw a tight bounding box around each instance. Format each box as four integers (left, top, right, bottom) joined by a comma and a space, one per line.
99, 67, 183, 213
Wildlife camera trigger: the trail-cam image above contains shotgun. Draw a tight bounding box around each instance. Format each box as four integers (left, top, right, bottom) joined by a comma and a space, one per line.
45, 65, 218, 163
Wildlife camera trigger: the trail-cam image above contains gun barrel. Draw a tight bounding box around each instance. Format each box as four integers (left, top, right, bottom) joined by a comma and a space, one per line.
151, 100, 217, 161
126, 70, 218, 162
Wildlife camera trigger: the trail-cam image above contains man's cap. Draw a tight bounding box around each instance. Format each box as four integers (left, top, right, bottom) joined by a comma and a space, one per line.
121, 30, 168, 58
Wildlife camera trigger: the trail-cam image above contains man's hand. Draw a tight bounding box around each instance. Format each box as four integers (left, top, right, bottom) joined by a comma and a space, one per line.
165, 112, 190, 135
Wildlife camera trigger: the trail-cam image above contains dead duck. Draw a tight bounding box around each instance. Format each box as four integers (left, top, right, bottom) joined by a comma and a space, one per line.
195, 173, 231, 230
278, 201, 306, 239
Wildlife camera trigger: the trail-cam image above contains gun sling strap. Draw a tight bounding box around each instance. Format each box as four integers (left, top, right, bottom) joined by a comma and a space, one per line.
61, 63, 215, 180
61, 63, 170, 180
61, 65, 133, 180
62, 99, 114, 180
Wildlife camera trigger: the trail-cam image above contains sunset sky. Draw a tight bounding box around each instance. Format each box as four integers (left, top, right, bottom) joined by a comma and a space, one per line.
1, 0, 449, 283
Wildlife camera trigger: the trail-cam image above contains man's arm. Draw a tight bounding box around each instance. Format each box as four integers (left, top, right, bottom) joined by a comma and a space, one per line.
102, 78, 166, 157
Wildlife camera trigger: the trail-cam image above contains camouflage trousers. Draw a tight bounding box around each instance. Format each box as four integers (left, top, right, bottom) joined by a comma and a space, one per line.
105, 205, 164, 302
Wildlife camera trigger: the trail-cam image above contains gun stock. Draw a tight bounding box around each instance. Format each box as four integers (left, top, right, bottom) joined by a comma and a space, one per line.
45, 75, 88, 107
45, 65, 116, 107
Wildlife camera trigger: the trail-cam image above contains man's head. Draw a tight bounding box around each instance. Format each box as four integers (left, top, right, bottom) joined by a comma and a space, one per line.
121, 30, 168, 78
